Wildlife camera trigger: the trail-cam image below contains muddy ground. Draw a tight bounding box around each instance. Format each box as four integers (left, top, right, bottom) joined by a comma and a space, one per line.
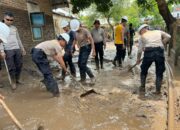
0, 42, 168, 130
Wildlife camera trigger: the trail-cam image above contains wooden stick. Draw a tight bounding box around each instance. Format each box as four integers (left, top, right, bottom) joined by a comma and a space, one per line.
0, 99, 23, 130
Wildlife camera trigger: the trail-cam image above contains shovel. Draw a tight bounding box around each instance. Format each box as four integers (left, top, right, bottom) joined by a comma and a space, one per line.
68, 74, 100, 98
3, 59, 12, 86
119, 59, 143, 74
0, 98, 23, 130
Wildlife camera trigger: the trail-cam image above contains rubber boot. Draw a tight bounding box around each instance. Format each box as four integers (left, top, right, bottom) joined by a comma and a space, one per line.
41, 79, 52, 92
155, 77, 162, 94
16, 74, 23, 84
11, 75, 17, 90
112, 60, 117, 67
95, 61, 99, 70
100, 60, 104, 69
139, 75, 146, 93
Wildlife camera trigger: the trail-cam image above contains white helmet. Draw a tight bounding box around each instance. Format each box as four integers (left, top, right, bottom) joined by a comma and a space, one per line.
60, 20, 69, 28
70, 19, 80, 31
121, 16, 128, 22
0, 22, 10, 43
138, 24, 149, 34
59, 33, 70, 43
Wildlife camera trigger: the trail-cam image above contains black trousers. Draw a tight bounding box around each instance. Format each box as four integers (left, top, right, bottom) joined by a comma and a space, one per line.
31, 48, 59, 94
5, 49, 23, 81
95, 41, 104, 66
141, 47, 165, 90
114, 44, 123, 65
62, 52, 76, 77
78, 44, 94, 81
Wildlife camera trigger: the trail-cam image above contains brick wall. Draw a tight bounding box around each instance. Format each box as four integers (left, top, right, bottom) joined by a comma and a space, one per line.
0, 0, 27, 10
0, 0, 55, 55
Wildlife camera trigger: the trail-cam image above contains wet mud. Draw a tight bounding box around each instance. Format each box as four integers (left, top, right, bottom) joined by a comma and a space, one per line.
0, 42, 167, 130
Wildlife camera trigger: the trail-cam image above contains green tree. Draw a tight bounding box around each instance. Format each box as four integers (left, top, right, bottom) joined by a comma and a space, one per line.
136, 0, 179, 31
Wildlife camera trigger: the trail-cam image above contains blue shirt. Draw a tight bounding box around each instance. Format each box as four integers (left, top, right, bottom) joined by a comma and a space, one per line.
65, 30, 76, 53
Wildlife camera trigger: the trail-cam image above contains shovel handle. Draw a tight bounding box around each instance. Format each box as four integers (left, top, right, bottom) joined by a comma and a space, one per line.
3, 59, 12, 85
0, 99, 23, 130
128, 58, 143, 71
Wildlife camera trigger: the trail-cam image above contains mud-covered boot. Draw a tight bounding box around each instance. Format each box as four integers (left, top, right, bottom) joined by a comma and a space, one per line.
139, 75, 146, 93
100, 60, 104, 69
11, 76, 17, 90
95, 61, 100, 70
16, 74, 24, 85
112, 60, 117, 67
154, 78, 162, 95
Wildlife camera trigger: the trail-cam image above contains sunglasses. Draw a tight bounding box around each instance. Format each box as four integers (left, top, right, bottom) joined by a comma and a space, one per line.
6, 18, 14, 21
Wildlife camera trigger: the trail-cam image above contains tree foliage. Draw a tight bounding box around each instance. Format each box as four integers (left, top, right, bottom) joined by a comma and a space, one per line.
71, 0, 113, 14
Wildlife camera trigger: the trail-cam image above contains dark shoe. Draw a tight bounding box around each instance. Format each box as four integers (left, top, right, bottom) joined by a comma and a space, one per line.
90, 77, 96, 85
101, 64, 104, 69
11, 82, 17, 90
139, 86, 145, 93
16, 80, 24, 85
95, 62, 100, 70
112, 60, 117, 67
71, 73, 76, 77
79, 79, 87, 85
153, 91, 161, 95
52, 91, 60, 97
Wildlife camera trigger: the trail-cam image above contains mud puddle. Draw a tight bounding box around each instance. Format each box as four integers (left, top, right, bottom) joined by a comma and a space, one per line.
0, 42, 167, 130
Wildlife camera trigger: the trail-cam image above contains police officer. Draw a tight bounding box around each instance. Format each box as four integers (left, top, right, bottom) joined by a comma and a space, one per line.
136, 24, 171, 94
31, 33, 69, 97
58, 20, 76, 80
0, 22, 10, 88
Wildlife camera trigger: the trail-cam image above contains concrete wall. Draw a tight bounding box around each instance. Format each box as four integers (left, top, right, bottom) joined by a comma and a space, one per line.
0, 0, 55, 55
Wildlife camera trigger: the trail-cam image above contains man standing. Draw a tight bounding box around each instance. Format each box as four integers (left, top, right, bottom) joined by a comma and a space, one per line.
58, 20, 76, 80
31, 33, 69, 97
136, 24, 171, 94
70, 19, 96, 85
113, 16, 127, 67
91, 20, 106, 70
3, 12, 26, 90
129, 23, 135, 55
0, 22, 10, 88
122, 16, 130, 61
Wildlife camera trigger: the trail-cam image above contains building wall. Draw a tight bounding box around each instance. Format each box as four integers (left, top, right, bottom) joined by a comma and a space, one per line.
0, 0, 55, 55
53, 13, 73, 35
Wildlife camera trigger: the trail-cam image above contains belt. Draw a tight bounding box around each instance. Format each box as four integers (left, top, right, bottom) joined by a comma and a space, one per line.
145, 46, 164, 51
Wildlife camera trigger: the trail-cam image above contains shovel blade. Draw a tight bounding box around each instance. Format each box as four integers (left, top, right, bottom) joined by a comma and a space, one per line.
80, 89, 99, 98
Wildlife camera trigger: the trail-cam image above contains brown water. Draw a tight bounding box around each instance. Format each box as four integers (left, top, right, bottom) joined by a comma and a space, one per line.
0, 42, 167, 130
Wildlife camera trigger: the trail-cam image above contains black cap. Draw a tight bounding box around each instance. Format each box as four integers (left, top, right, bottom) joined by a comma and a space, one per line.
94, 20, 100, 25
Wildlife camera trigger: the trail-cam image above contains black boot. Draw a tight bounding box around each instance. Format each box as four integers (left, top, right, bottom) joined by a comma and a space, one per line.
112, 60, 117, 67
11, 75, 17, 90
16, 74, 23, 84
100, 60, 104, 69
139, 75, 146, 93
95, 61, 100, 70
155, 77, 162, 94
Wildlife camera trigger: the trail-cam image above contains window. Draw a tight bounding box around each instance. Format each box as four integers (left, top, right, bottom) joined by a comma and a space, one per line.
30, 12, 45, 26
32, 27, 43, 41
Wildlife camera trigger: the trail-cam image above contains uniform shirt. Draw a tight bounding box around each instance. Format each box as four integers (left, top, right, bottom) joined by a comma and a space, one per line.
138, 30, 171, 53
65, 30, 75, 53
0, 43, 4, 53
3, 25, 24, 51
76, 28, 91, 47
91, 27, 106, 44
35, 40, 63, 56
114, 24, 124, 44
